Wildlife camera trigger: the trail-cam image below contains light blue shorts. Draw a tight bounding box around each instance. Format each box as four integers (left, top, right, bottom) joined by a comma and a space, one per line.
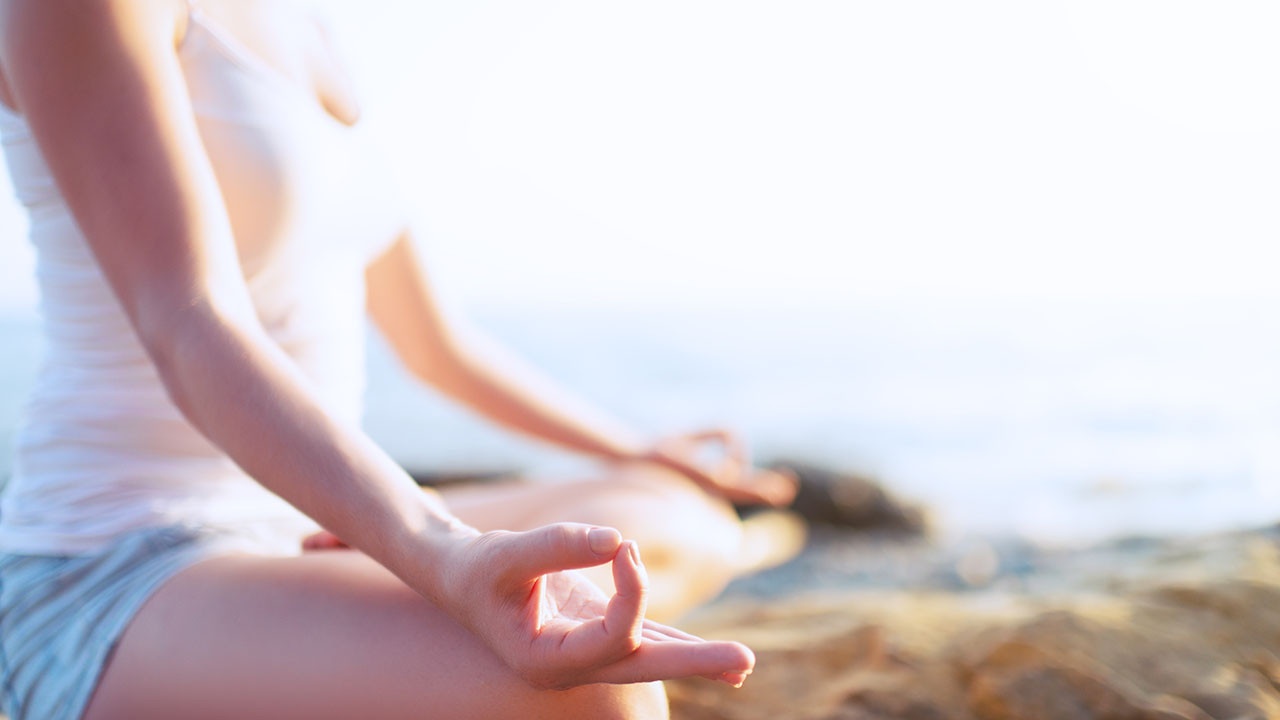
0, 525, 242, 720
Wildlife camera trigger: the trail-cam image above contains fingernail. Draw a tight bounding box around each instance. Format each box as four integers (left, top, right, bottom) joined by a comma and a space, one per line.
588, 527, 620, 555
719, 672, 747, 688
628, 541, 642, 565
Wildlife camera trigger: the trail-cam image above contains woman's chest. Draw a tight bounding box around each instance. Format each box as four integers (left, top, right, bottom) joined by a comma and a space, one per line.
179, 13, 379, 276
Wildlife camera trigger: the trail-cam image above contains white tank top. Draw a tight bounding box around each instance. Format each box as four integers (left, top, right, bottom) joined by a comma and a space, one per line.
0, 5, 407, 555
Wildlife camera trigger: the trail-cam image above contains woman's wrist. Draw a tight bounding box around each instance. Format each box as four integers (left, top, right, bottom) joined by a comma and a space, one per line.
382, 491, 483, 606
598, 432, 654, 465
630, 443, 674, 470
626, 435, 696, 472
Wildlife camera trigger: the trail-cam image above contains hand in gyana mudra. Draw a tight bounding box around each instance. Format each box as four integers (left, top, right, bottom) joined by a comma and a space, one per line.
439, 523, 755, 689
643, 429, 798, 508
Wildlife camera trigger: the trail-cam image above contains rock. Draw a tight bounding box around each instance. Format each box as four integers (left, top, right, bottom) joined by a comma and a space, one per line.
764, 460, 927, 535
966, 665, 1141, 720
669, 531, 1280, 720
405, 467, 518, 487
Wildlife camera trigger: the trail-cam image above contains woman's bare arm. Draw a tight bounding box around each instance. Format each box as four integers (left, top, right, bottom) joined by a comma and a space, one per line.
0, 0, 454, 585
366, 233, 797, 505
366, 233, 649, 461
0, 0, 752, 685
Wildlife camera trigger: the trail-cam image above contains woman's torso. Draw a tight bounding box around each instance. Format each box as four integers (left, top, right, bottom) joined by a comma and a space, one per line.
0, 0, 406, 555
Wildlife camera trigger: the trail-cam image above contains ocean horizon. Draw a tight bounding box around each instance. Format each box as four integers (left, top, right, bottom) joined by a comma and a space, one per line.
3, 297, 1279, 545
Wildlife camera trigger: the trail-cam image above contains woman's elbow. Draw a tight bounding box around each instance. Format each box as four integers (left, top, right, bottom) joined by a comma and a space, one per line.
130, 294, 257, 405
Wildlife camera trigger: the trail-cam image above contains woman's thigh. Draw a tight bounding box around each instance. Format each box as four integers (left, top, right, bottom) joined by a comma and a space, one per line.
83, 550, 667, 720
440, 467, 741, 543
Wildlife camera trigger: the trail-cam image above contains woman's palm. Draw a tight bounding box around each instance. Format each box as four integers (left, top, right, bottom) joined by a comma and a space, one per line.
454, 524, 753, 689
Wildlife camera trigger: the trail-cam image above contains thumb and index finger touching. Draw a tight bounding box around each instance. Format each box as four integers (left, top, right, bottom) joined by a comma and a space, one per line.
485, 522, 756, 685
651, 428, 799, 507
493, 523, 649, 659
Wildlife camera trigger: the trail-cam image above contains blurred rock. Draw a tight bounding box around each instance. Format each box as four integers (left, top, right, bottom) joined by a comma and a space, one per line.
669, 528, 1280, 720
764, 460, 927, 535
405, 467, 518, 487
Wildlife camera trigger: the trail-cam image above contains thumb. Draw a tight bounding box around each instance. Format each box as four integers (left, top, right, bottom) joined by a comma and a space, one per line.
499, 523, 623, 581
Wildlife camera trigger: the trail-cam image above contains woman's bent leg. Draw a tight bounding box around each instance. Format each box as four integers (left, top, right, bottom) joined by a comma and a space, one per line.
438, 465, 805, 620
439, 466, 747, 619
83, 551, 668, 720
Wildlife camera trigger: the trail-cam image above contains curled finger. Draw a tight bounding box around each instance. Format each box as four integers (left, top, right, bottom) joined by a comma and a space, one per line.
550, 540, 650, 672
603, 541, 647, 650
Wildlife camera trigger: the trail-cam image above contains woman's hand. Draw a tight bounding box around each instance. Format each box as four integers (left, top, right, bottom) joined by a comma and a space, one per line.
301, 529, 349, 551
438, 523, 754, 689
641, 429, 798, 507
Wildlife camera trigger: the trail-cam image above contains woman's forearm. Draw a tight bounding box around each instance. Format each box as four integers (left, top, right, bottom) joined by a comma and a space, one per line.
147, 300, 472, 597
0, 0, 469, 591
416, 324, 649, 463
366, 236, 650, 464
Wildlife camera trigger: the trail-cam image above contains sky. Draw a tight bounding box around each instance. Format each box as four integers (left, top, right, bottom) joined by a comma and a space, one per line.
1, 0, 1278, 313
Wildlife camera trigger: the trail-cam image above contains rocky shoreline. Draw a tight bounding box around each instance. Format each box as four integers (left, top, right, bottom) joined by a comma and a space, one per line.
407, 461, 1280, 719
669, 523, 1280, 720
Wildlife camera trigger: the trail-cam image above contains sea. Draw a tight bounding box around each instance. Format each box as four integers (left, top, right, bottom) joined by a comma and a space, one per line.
3, 297, 1280, 546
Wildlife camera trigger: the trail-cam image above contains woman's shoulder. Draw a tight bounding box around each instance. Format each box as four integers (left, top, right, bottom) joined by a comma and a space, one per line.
0, 0, 189, 68
0, 0, 191, 118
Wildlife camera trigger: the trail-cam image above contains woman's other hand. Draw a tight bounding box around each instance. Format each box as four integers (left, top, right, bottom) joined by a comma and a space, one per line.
301, 529, 349, 551
641, 429, 798, 507
438, 523, 754, 689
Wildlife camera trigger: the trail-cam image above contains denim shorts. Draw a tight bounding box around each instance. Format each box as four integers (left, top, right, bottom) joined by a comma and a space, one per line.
0, 525, 249, 720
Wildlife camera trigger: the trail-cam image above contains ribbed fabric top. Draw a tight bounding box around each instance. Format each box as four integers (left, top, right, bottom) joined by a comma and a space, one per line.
0, 7, 406, 555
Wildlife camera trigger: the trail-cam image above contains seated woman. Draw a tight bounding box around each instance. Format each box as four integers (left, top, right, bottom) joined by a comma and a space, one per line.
0, 1, 796, 718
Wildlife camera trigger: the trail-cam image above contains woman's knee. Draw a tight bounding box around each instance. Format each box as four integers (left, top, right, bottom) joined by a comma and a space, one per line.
633, 469, 742, 568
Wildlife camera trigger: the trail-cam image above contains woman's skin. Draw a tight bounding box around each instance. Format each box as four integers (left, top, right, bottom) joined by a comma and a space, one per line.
0, 0, 796, 717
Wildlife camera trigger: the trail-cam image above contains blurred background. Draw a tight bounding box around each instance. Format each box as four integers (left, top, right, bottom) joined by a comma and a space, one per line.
2, 0, 1279, 545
